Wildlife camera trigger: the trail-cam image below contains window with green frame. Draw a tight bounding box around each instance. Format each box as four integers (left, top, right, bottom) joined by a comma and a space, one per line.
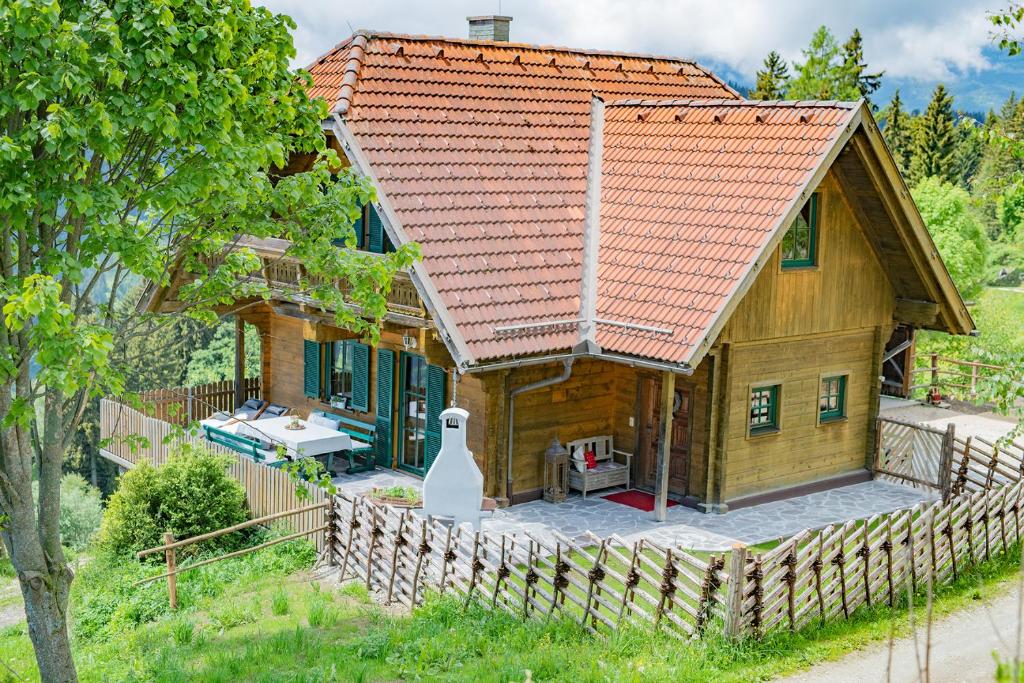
327, 341, 354, 401
819, 375, 847, 422
749, 384, 780, 435
781, 192, 818, 268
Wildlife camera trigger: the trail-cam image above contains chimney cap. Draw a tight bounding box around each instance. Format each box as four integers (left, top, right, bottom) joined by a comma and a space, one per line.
467, 15, 513, 42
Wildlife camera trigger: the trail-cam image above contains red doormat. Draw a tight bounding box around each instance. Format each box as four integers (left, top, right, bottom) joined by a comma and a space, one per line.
602, 490, 679, 512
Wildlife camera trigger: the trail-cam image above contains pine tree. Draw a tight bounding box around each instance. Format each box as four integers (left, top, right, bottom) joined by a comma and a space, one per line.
749, 51, 789, 100
840, 29, 884, 105
909, 84, 957, 184
879, 90, 913, 174
952, 117, 984, 190
786, 26, 861, 100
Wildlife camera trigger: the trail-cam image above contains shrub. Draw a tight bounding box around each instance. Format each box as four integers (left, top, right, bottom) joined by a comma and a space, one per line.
98, 442, 247, 557
31, 474, 103, 551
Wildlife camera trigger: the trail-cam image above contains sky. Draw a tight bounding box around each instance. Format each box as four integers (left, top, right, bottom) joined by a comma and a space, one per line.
259, 0, 1024, 114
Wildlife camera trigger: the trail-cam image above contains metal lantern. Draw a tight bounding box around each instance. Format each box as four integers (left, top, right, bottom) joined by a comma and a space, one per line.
543, 437, 570, 503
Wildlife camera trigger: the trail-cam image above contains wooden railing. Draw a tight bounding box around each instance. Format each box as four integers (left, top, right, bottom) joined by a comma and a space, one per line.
909, 353, 1007, 400
254, 255, 426, 319
137, 377, 260, 427
99, 399, 327, 550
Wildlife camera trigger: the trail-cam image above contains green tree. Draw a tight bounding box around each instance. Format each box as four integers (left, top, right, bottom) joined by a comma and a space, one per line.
749, 51, 789, 100
0, 2, 416, 680
911, 177, 989, 298
786, 26, 861, 100
879, 90, 914, 174
909, 85, 958, 184
951, 118, 985, 190
839, 29, 883, 105
185, 319, 261, 386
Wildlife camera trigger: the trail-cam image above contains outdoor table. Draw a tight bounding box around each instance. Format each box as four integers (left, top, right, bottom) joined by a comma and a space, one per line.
199, 416, 368, 460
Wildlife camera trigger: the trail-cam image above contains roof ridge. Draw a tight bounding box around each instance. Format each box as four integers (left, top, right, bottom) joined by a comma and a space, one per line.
317, 30, 740, 102
607, 98, 863, 109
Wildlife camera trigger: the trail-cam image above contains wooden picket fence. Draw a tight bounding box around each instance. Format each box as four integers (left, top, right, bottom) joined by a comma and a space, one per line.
136, 377, 261, 426
909, 353, 1014, 401
325, 417, 1024, 640
99, 399, 327, 551
326, 494, 729, 639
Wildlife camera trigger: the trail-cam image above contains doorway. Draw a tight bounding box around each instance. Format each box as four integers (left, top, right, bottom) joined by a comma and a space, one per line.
399, 352, 428, 474
636, 377, 691, 497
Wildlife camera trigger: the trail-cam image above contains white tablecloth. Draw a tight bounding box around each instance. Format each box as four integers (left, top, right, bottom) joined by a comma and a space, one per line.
200, 416, 369, 459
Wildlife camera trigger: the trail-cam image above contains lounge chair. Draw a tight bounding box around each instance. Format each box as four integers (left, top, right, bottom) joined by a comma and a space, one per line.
258, 403, 289, 419
233, 398, 268, 421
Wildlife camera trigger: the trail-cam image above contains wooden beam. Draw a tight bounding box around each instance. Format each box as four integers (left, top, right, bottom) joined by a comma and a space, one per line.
894, 298, 939, 327
654, 370, 676, 522
234, 316, 245, 410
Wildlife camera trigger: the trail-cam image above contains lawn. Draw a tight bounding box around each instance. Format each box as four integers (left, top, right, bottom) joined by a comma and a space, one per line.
2, 539, 1023, 682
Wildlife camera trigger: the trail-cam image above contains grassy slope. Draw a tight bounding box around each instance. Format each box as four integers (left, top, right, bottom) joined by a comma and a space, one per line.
2, 544, 1023, 682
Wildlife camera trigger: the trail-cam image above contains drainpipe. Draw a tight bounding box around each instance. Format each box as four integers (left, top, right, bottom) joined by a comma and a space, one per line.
506, 357, 575, 502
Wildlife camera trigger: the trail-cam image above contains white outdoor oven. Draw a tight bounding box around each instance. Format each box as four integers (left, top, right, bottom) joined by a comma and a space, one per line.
422, 407, 484, 529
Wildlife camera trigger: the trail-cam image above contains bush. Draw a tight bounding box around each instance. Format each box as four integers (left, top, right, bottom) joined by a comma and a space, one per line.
31, 474, 103, 551
98, 442, 247, 557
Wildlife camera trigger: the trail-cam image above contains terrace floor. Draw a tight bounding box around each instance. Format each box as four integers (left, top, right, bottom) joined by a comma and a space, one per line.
331, 468, 932, 551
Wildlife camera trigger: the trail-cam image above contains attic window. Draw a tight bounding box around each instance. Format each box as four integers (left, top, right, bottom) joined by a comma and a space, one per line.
781, 192, 818, 269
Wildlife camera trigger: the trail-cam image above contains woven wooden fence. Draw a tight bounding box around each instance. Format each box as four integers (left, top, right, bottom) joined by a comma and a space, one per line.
136, 377, 261, 426
326, 494, 729, 639
99, 399, 327, 551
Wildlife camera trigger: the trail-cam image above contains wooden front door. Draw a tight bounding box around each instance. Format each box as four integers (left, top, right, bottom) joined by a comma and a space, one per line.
636, 377, 691, 496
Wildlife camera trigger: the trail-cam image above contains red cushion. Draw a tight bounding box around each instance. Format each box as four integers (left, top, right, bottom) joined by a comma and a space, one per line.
584, 450, 597, 469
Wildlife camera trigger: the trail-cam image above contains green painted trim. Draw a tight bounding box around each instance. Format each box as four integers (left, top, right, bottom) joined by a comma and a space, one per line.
781, 192, 818, 269
749, 384, 780, 435
819, 374, 847, 422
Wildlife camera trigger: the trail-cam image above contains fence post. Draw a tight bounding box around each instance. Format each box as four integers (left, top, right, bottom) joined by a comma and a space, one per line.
186, 386, 194, 424
930, 353, 939, 388
164, 532, 178, 610
325, 498, 337, 567
939, 423, 956, 503
970, 362, 979, 398
725, 542, 747, 637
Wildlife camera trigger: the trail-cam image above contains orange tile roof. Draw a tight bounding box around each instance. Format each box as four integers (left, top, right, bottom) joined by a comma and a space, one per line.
307, 32, 740, 362
595, 100, 859, 364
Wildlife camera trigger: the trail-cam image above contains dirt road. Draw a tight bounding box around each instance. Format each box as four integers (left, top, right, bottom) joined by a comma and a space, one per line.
784, 588, 1024, 682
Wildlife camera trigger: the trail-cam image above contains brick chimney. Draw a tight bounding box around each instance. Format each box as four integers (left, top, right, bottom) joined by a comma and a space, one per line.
467, 15, 512, 41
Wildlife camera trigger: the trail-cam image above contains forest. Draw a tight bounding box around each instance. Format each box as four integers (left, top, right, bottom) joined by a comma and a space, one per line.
750, 25, 1024, 366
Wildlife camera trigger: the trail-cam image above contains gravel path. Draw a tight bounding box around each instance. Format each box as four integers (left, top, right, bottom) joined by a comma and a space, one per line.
783, 586, 1024, 682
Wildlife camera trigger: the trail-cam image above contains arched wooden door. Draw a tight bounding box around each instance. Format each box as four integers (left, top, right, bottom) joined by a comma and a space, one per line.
636, 376, 691, 496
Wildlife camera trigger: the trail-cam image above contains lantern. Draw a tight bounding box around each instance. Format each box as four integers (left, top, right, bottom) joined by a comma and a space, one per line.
544, 438, 569, 503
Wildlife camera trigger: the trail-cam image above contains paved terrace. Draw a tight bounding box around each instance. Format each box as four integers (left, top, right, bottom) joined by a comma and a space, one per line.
333, 399, 1019, 551
333, 469, 931, 551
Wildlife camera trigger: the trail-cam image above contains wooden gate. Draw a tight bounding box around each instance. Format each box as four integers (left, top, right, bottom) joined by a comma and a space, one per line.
874, 417, 955, 499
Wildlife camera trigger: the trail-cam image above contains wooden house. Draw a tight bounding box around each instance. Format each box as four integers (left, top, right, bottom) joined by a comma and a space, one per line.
151, 21, 973, 516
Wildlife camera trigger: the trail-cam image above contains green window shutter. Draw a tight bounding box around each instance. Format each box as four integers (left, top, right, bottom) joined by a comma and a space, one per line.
350, 342, 371, 412
353, 208, 364, 249
374, 348, 395, 466
303, 340, 320, 399
424, 364, 447, 472
368, 204, 384, 253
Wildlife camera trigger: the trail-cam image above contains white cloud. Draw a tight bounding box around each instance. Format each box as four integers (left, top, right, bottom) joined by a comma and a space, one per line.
261, 0, 1003, 82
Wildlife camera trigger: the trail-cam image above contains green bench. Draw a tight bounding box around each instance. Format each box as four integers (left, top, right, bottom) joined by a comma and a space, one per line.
309, 410, 376, 475
203, 424, 285, 468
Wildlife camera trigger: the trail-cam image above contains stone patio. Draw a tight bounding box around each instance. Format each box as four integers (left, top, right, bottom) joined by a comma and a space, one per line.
331, 468, 932, 551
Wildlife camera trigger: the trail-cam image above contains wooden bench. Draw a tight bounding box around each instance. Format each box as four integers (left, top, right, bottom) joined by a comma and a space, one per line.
566, 435, 632, 498
202, 425, 284, 468
309, 411, 376, 474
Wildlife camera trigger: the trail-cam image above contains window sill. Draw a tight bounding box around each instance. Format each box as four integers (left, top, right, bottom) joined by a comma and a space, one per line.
747, 426, 780, 439
818, 415, 847, 426
781, 264, 818, 272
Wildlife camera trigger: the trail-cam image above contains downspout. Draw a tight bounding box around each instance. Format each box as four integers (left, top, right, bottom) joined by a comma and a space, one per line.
506, 357, 575, 501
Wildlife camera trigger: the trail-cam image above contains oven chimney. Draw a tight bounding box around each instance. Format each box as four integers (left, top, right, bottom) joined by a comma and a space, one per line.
467, 15, 512, 42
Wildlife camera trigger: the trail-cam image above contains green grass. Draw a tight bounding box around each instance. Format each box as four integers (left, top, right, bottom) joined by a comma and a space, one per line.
3, 539, 1024, 681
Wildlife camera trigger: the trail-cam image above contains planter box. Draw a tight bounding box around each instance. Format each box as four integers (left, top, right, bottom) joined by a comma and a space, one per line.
369, 488, 422, 509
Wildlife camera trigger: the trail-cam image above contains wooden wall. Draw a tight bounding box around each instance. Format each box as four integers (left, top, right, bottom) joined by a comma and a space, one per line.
719, 329, 878, 501
680, 359, 712, 501
719, 171, 896, 344
482, 358, 640, 501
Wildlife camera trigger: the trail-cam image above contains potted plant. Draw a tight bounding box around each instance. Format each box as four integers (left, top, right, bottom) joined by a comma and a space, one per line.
330, 394, 348, 410
369, 485, 422, 509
